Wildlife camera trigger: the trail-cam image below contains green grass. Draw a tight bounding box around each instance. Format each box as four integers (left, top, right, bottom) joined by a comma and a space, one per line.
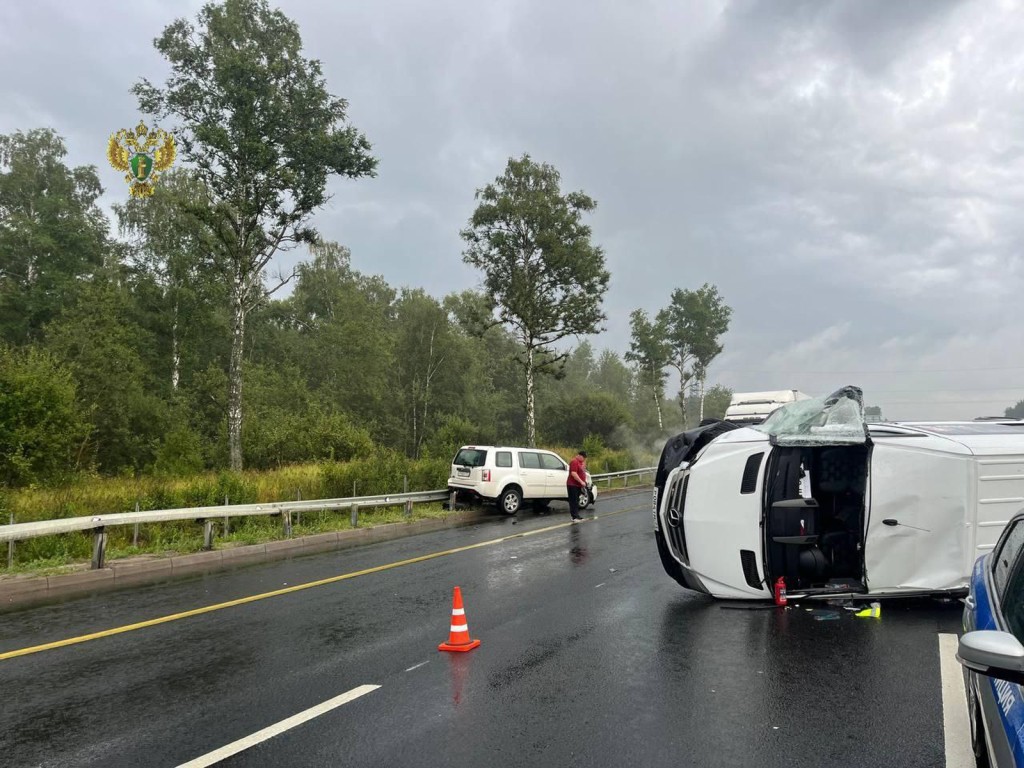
0, 445, 655, 575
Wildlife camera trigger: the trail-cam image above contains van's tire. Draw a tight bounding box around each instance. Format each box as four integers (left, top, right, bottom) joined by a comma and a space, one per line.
499, 486, 523, 515
578, 486, 591, 510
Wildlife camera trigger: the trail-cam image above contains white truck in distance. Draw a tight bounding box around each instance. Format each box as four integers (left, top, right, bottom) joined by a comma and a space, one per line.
724, 389, 812, 426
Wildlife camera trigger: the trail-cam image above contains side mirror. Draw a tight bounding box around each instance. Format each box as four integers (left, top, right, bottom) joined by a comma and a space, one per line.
957, 630, 1024, 685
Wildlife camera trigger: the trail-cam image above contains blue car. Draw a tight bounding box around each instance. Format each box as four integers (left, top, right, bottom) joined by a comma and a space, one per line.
958, 510, 1024, 767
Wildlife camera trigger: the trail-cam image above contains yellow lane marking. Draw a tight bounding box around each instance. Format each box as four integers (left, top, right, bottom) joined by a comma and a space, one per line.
0, 503, 648, 662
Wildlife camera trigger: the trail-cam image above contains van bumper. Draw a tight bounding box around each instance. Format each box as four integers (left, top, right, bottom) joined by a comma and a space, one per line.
655, 527, 710, 594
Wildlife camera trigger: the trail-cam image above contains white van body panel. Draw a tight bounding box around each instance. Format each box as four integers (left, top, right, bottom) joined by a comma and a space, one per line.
682, 440, 769, 598
656, 419, 1024, 599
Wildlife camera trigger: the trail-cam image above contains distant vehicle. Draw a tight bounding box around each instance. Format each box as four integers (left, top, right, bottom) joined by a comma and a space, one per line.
448, 445, 596, 515
724, 389, 812, 426
654, 385, 1024, 600
958, 510, 1024, 766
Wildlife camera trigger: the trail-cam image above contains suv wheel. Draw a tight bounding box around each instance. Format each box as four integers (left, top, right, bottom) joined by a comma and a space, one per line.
578, 486, 591, 510
499, 486, 522, 515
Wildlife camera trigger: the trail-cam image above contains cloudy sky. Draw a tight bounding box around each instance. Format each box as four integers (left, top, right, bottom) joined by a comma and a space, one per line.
2, 0, 1023, 420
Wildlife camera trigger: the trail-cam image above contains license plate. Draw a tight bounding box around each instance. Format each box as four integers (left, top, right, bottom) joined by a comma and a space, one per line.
457, 468, 470, 477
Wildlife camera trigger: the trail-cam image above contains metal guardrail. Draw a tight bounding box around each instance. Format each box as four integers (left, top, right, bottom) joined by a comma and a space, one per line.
0, 467, 656, 569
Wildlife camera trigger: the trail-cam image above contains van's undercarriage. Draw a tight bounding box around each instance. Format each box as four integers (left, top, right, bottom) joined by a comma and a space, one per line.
763, 444, 870, 596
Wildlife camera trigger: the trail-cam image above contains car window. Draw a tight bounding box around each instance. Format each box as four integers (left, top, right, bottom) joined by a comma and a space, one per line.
519, 452, 540, 469
496, 451, 512, 468
540, 453, 566, 471
453, 449, 488, 467
1002, 553, 1024, 642
993, 520, 1024, 598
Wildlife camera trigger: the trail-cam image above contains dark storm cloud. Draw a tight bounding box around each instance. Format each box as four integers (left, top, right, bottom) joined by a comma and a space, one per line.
2, 0, 1022, 419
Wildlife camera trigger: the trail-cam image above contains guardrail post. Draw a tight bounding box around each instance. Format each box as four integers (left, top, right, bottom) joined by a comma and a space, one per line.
282, 509, 292, 538
624, 473, 629, 488
350, 503, 359, 528
449, 491, 456, 511
203, 520, 216, 551
7, 512, 13, 569
404, 499, 413, 517
92, 528, 107, 570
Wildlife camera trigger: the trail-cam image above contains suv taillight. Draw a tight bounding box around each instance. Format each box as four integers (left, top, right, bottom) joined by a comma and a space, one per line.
482, 469, 491, 482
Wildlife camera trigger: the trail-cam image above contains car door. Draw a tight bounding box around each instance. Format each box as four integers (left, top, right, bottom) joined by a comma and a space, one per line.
974, 519, 1024, 768
540, 452, 569, 498
517, 451, 546, 499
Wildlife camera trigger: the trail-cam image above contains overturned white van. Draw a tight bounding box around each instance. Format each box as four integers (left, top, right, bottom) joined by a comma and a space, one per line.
654, 386, 1024, 600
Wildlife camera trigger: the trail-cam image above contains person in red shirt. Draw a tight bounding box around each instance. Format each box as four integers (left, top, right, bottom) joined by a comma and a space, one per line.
567, 450, 587, 522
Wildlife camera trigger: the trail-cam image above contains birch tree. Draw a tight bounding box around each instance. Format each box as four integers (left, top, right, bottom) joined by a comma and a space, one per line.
461, 155, 609, 446
134, 0, 377, 469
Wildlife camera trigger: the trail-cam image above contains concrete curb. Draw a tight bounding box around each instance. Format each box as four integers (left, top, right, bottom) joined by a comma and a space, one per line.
0, 508, 492, 610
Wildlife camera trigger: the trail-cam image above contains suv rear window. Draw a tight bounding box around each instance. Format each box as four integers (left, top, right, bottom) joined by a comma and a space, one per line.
453, 449, 488, 467
496, 451, 512, 467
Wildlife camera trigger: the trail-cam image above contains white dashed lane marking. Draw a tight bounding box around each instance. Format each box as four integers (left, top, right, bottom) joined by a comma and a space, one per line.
175, 684, 380, 767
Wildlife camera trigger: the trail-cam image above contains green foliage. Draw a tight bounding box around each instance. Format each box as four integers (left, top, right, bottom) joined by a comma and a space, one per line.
134, 0, 377, 470
683, 384, 733, 428
152, 424, 206, 477
541, 391, 631, 448
44, 278, 169, 475
661, 284, 732, 422
0, 128, 110, 345
421, 415, 484, 461
626, 308, 671, 429
461, 154, 610, 446
1006, 401, 1024, 420
116, 169, 229, 395
0, 345, 91, 486
702, 385, 733, 421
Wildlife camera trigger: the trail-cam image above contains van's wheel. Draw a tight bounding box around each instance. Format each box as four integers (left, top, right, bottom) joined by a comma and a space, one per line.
578, 486, 591, 510
499, 487, 522, 515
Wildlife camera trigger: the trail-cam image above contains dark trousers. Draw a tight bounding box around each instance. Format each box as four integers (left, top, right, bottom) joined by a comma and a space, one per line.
567, 486, 582, 519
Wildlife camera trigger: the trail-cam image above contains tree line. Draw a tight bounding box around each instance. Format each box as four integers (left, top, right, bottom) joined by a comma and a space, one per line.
0, 0, 733, 490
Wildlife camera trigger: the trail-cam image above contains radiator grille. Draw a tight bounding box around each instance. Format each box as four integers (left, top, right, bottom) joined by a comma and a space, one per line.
665, 474, 689, 565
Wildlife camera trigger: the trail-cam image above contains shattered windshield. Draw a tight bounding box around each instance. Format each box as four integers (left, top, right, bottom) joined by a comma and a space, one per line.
753, 385, 868, 446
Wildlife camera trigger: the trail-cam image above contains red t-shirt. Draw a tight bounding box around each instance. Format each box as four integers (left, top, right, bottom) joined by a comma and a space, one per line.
567, 456, 586, 488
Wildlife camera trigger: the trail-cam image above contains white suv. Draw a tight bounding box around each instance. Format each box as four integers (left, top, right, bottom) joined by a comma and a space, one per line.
448, 445, 597, 515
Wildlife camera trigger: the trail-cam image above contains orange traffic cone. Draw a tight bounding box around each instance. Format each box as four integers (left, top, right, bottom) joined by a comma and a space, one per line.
438, 586, 481, 652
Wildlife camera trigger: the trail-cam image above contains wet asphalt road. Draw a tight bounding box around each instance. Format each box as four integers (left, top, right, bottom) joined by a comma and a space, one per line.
0, 489, 963, 768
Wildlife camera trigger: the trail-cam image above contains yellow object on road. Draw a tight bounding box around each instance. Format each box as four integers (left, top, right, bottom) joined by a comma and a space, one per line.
855, 602, 881, 619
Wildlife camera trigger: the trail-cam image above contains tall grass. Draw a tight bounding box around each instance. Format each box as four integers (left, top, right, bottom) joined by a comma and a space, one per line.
1, 443, 652, 573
